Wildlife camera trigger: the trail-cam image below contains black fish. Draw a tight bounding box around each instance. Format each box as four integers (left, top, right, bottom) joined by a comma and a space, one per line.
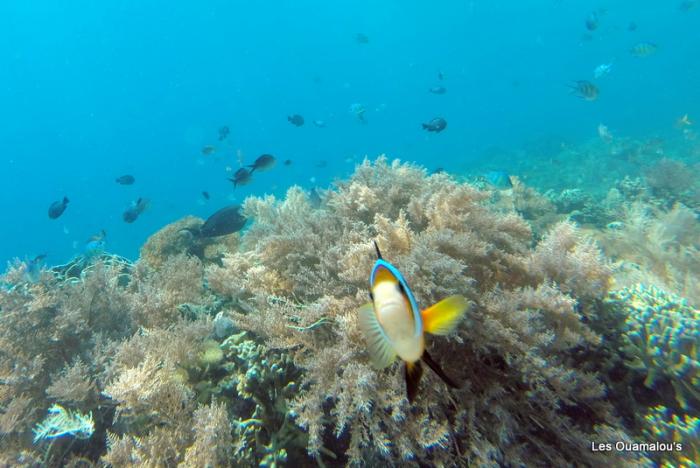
48, 197, 69, 219
628, 21, 638, 32
123, 198, 149, 223
248, 154, 276, 173
283, 159, 293, 166
228, 168, 252, 187
202, 191, 210, 200
200, 205, 247, 237
429, 86, 446, 95
437, 71, 444, 80
288, 114, 304, 126
218, 126, 230, 141
115, 175, 135, 185
355, 33, 369, 44
422, 117, 447, 133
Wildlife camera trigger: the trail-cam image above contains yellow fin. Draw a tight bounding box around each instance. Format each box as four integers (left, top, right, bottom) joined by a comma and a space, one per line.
358, 303, 397, 369
421, 295, 468, 335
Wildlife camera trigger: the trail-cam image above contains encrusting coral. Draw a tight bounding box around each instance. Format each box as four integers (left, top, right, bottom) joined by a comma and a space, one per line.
206, 156, 641, 466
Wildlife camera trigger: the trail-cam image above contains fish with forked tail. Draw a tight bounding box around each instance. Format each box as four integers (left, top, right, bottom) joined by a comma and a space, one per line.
357, 241, 468, 402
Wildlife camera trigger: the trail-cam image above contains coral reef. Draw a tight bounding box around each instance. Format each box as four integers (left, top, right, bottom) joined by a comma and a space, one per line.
644, 158, 698, 207
611, 284, 699, 410
642, 406, 699, 467
206, 157, 638, 466
597, 202, 700, 306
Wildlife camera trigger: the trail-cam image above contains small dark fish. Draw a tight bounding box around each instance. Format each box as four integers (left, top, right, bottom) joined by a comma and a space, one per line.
355, 33, 369, 44
484, 171, 513, 189
431, 167, 445, 175
283, 159, 293, 166
218, 126, 230, 141
202, 191, 210, 200
115, 174, 135, 185
570, 80, 599, 101
437, 71, 444, 80
26, 254, 47, 281
200, 205, 247, 237
48, 197, 69, 219
628, 21, 638, 32
248, 154, 276, 173
288, 114, 304, 127
585, 12, 599, 31
429, 86, 447, 95
313, 120, 326, 128
422, 117, 447, 133
123, 198, 149, 223
315, 160, 328, 168
228, 168, 252, 187
630, 42, 658, 57
202, 145, 216, 155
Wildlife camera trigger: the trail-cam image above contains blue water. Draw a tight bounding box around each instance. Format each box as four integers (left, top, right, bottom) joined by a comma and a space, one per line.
1, 0, 698, 267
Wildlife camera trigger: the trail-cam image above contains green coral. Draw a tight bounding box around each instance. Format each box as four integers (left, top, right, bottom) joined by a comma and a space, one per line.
642, 406, 699, 467
613, 284, 700, 409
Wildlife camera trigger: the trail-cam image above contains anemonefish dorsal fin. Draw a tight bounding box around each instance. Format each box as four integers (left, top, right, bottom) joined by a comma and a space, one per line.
405, 360, 423, 402
373, 240, 383, 259
422, 349, 459, 388
421, 295, 469, 335
358, 303, 397, 369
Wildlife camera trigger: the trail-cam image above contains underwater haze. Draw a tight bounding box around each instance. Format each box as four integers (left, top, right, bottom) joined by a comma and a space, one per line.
1, 0, 698, 265
1, 1, 699, 467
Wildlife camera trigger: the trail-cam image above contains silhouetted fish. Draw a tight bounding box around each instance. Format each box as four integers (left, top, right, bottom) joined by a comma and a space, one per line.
248, 154, 276, 173
202, 191, 210, 200
200, 205, 247, 237
484, 171, 513, 189
630, 42, 658, 57
115, 175, 135, 185
48, 197, 69, 219
229, 168, 252, 187
628, 21, 638, 32
218, 126, 230, 141
355, 33, 369, 44
585, 12, 599, 31
202, 145, 216, 155
570, 80, 599, 101
123, 198, 149, 223
422, 117, 447, 133
288, 114, 304, 126
429, 86, 447, 94
283, 159, 293, 166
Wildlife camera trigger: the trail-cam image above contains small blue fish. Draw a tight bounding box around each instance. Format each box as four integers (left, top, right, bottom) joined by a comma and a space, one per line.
358, 242, 468, 402
484, 170, 513, 189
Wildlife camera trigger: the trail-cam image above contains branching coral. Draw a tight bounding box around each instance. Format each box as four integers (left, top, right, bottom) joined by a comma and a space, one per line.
611, 284, 699, 410
207, 156, 632, 466
643, 406, 699, 467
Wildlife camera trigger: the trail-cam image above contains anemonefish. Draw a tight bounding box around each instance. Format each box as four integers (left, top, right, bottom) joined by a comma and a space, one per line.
358, 241, 469, 402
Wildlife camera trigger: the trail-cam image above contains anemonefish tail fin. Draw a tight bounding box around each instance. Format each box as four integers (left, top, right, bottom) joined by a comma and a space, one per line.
405, 361, 423, 403
422, 349, 459, 389
421, 295, 469, 335
357, 303, 396, 369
